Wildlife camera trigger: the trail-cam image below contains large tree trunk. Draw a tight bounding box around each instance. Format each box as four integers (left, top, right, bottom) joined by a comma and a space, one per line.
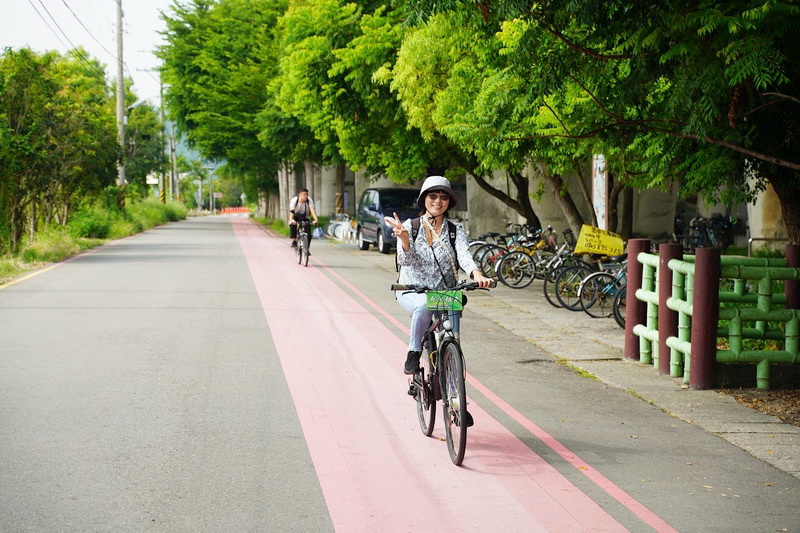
620, 186, 634, 240
542, 170, 584, 236
335, 163, 346, 214
770, 170, 800, 245
608, 179, 634, 236
304, 160, 315, 202
468, 170, 542, 229
574, 163, 597, 227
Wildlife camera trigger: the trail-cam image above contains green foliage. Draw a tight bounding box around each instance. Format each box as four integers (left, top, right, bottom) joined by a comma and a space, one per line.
159, 0, 287, 183
69, 205, 117, 239
0, 47, 122, 253
159, 0, 800, 241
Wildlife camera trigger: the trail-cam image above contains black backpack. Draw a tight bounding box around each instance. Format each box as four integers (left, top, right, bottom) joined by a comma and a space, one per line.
395, 217, 459, 272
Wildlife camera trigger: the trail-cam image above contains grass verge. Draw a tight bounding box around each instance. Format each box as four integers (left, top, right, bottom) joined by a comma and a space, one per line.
1, 198, 187, 286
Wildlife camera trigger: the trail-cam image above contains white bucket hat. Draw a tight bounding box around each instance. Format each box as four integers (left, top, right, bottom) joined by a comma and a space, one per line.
416, 175, 458, 209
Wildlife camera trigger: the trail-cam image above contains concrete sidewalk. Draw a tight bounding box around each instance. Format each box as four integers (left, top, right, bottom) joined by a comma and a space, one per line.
345, 240, 800, 480
468, 280, 800, 480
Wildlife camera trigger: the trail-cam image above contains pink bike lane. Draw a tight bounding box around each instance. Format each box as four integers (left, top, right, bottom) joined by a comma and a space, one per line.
232, 218, 675, 532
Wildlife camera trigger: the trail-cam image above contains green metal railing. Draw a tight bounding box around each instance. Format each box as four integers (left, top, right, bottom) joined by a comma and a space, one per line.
632, 250, 800, 389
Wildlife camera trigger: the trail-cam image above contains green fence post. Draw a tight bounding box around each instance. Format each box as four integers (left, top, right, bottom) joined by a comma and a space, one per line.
640, 261, 656, 365
689, 248, 721, 390
787, 245, 800, 310
658, 243, 682, 375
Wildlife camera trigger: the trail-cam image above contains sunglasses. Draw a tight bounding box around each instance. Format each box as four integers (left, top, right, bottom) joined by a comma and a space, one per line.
426, 191, 450, 201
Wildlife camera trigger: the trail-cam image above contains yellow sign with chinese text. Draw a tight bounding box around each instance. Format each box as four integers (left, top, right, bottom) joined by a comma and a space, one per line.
574, 225, 624, 256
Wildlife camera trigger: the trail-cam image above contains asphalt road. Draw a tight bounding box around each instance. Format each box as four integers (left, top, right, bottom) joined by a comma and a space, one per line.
1, 216, 798, 532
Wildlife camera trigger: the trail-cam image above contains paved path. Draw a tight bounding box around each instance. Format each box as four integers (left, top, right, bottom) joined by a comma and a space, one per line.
1, 217, 798, 532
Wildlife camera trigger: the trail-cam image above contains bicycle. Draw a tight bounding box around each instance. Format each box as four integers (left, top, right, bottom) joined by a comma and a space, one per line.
578, 262, 627, 318
391, 280, 495, 465
553, 254, 627, 311
295, 218, 312, 267
497, 228, 574, 288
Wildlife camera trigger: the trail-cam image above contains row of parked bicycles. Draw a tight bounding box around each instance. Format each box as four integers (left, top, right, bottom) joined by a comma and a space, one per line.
468, 223, 627, 329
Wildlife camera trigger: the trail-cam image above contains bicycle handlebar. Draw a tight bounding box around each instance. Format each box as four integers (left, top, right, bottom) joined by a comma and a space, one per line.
391, 280, 496, 292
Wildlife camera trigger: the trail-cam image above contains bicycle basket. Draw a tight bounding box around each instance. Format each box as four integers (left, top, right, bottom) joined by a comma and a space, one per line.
426, 290, 464, 311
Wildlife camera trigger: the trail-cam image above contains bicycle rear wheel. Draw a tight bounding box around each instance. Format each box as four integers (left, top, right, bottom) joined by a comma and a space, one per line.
555, 264, 594, 311
296, 239, 302, 264
497, 251, 535, 288
441, 341, 467, 465
612, 286, 627, 329
415, 345, 436, 436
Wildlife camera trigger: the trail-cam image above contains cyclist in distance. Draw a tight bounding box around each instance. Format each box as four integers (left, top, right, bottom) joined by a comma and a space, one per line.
387, 176, 493, 375
288, 188, 319, 248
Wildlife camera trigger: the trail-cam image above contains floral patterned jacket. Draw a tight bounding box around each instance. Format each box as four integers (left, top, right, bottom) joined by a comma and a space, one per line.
396, 217, 478, 290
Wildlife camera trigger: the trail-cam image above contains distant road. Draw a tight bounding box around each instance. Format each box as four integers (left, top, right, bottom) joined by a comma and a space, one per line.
1, 216, 798, 532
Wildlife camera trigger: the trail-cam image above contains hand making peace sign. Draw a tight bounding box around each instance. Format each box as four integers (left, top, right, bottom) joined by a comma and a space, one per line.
386, 212, 410, 251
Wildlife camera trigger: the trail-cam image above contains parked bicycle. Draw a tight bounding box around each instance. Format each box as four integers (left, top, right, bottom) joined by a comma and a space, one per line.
578, 259, 627, 318
554, 254, 627, 311
497, 228, 574, 288
674, 214, 736, 252
391, 280, 495, 465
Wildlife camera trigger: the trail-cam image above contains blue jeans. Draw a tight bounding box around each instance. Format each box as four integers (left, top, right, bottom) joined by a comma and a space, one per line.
396, 291, 461, 352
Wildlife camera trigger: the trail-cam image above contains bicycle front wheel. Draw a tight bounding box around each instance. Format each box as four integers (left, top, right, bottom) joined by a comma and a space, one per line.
295, 241, 302, 264
415, 347, 436, 436
302, 235, 310, 267
441, 341, 467, 465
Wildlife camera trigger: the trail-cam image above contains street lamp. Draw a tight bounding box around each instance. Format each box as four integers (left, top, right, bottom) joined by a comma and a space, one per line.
205, 165, 216, 213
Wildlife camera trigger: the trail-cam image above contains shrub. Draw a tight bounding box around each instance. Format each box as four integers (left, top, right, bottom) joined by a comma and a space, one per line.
163, 201, 188, 221
68, 205, 116, 239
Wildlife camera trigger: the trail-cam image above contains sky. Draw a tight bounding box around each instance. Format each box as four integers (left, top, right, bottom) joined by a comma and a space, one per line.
3, 0, 173, 105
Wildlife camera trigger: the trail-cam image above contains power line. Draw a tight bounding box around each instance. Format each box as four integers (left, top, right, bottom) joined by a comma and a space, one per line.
25, 0, 108, 79
25, 0, 71, 51
59, 0, 118, 62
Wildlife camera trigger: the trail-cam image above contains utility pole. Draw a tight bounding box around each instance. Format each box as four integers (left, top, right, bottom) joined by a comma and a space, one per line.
116, 0, 126, 188
137, 67, 169, 203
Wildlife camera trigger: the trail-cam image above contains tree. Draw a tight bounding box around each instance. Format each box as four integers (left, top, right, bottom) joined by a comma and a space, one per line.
434, 0, 800, 241
392, 12, 556, 227
0, 47, 118, 252
124, 98, 165, 197
159, 0, 287, 194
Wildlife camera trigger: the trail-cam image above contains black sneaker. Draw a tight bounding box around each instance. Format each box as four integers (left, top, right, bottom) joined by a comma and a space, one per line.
404, 351, 421, 374
291, 240, 298, 248
464, 410, 474, 427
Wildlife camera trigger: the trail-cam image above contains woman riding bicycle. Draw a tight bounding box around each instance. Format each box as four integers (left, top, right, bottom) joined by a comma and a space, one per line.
387, 176, 492, 375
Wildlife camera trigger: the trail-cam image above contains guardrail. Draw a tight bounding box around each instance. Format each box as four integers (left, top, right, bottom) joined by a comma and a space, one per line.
627, 240, 800, 389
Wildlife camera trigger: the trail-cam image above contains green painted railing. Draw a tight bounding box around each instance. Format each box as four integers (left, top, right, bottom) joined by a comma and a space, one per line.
633, 251, 800, 389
